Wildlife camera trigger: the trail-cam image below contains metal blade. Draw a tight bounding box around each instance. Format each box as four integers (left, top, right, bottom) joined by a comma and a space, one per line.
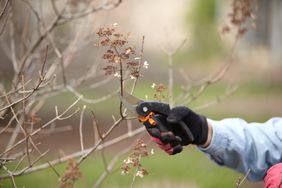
118, 91, 143, 115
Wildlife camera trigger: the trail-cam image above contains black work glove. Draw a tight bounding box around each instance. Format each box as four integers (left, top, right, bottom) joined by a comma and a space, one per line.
144, 106, 209, 155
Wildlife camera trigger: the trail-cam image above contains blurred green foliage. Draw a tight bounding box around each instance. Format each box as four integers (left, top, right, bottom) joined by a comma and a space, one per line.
186, 0, 224, 60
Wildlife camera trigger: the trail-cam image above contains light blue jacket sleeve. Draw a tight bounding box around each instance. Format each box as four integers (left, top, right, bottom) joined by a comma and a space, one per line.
199, 117, 282, 181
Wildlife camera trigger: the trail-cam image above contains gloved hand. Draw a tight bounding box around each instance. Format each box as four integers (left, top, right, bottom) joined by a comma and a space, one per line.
144, 106, 209, 155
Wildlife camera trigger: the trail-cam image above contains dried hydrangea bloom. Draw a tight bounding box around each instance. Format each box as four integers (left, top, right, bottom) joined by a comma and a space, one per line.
120, 139, 152, 177
222, 0, 257, 37
96, 24, 142, 79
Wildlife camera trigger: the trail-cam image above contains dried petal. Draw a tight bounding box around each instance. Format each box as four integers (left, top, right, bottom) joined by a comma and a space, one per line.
143, 61, 149, 69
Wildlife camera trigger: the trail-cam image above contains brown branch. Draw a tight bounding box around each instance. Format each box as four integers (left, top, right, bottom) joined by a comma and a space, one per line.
90, 111, 100, 145
67, 86, 119, 104
0, 0, 10, 20
2, 150, 50, 179
93, 146, 132, 188
236, 169, 250, 188
78, 117, 123, 165
111, 45, 124, 118
130, 35, 145, 94
0, 96, 81, 157
50, 0, 60, 17
58, 0, 123, 23
2, 126, 72, 135
0, 80, 32, 99
160, 38, 187, 107
9, 11, 19, 73
0, 126, 145, 180
15, 5, 62, 80
21, 0, 66, 85
21, 75, 32, 166
14, 151, 29, 171
0, 7, 9, 36
100, 146, 110, 174
181, 36, 240, 106
28, 138, 61, 178
2, 165, 18, 188
194, 85, 237, 111
0, 110, 21, 135
3, 90, 29, 158
0, 47, 47, 112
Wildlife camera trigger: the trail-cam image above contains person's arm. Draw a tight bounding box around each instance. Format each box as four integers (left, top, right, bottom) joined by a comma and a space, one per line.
143, 105, 282, 181
199, 117, 282, 181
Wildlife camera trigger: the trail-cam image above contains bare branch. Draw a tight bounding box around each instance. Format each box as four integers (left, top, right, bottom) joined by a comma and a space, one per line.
29, 138, 61, 178
9, 12, 19, 73
79, 105, 86, 152
0, 126, 145, 180
0, 49, 47, 112
0, 0, 10, 20
130, 36, 145, 94
90, 111, 100, 145
0, 96, 82, 157
67, 85, 118, 104
194, 85, 237, 111
15, 5, 62, 79
2, 125, 72, 135
93, 146, 131, 188
160, 38, 187, 107
58, 0, 123, 23
2, 165, 18, 188
236, 169, 251, 188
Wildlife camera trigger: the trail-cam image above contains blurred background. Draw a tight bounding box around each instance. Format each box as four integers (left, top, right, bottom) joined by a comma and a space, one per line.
0, 0, 282, 187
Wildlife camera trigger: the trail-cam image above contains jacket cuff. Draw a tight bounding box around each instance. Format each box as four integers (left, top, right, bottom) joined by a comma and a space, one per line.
197, 119, 229, 165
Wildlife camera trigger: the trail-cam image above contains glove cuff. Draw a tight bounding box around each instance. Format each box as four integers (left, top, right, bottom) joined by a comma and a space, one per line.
194, 115, 209, 145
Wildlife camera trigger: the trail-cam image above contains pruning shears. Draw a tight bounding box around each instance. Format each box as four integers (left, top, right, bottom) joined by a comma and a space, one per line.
119, 91, 194, 142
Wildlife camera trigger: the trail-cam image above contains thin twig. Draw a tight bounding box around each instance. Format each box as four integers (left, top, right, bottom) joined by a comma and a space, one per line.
194, 85, 237, 111
58, 0, 123, 23
90, 111, 99, 144
15, 5, 62, 81
9, 11, 18, 73
21, 75, 32, 166
93, 147, 130, 188
0, 96, 82, 157
236, 169, 251, 188
78, 117, 123, 165
0, 51, 47, 112
181, 36, 240, 106
130, 36, 145, 95
2, 126, 72, 134
0, 126, 145, 180
160, 38, 187, 107
100, 147, 110, 174
67, 86, 118, 104
79, 105, 86, 152
0, 0, 9, 20
2, 165, 18, 188
28, 138, 61, 178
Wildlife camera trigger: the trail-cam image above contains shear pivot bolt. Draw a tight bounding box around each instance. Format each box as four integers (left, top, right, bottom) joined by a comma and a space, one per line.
142, 106, 148, 112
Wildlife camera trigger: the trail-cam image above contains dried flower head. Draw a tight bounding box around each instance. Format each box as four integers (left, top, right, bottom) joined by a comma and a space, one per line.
222, 0, 257, 37
152, 83, 167, 101
143, 61, 149, 69
59, 159, 82, 188
96, 24, 142, 79
121, 139, 152, 177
